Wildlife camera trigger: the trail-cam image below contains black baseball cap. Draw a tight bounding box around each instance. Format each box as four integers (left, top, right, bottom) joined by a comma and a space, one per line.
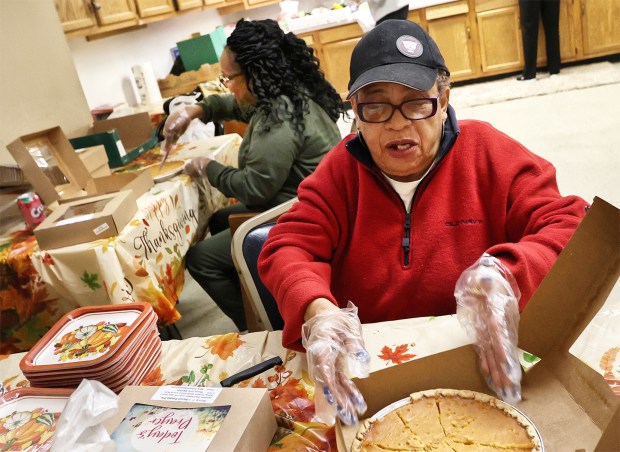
347, 20, 449, 99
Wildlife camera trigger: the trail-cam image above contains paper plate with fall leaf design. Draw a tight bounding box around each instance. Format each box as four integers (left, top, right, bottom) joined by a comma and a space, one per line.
20, 302, 155, 371
0, 388, 74, 451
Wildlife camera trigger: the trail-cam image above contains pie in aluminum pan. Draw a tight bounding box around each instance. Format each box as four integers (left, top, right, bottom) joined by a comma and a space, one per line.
352, 388, 542, 451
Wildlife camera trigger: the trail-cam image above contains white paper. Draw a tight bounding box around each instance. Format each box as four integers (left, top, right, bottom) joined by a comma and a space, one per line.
151, 386, 222, 404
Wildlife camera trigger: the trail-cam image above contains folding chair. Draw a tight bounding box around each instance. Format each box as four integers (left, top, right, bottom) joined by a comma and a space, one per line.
230, 198, 298, 331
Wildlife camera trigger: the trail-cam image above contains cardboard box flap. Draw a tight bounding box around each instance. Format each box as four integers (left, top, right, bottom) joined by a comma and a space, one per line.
91, 112, 153, 151
352, 345, 485, 418
7, 127, 93, 205
536, 352, 619, 434
519, 197, 620, 360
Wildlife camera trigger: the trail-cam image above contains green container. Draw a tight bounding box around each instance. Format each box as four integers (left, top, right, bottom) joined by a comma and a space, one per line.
70, 131, 158, 169
177, 27, 227, 71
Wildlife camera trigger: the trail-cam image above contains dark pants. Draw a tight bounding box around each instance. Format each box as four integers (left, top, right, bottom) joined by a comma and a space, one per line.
519, 0, 561, 78
376, 5, 409, 24
185, 203, 259, 331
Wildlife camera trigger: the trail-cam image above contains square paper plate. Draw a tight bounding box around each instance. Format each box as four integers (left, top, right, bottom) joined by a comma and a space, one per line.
20, 302, 154, 373
0, 388, 74, 451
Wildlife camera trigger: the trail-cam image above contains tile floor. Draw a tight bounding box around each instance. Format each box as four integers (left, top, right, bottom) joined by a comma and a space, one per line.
175, 61, 620, 340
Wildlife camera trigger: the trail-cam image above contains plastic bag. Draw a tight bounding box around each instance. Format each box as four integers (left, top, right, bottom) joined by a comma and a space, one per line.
51, 379, 119, 452
454, 253, 522, 405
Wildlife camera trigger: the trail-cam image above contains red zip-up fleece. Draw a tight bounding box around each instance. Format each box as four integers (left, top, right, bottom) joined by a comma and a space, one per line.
258, 107, 589, 351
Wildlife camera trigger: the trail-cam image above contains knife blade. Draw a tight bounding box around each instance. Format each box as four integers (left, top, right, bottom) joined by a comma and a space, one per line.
218, 356, 283, 388
158, 140, 172, 170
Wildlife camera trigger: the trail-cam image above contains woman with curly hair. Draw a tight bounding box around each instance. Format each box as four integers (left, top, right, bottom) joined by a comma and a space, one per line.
161, 18, 345, 332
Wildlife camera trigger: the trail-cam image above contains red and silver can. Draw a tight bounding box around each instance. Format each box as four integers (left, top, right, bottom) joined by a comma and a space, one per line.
17, 192, 46, 232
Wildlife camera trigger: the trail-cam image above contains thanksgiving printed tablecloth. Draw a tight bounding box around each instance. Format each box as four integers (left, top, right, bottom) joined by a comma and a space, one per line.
2, 313, 618, 450
0, 135, 242, 353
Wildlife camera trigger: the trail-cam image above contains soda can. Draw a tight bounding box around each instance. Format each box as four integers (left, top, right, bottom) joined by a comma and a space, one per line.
17, 192, 46, 232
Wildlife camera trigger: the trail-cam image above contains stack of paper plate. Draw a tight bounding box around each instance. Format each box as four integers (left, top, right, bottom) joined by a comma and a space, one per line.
19, 302, 161, 393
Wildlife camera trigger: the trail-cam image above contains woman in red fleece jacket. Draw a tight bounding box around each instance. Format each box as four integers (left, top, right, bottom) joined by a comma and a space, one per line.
258, 20, 588, 426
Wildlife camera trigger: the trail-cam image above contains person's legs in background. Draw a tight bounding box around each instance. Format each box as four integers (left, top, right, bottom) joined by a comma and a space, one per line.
185, 203, 258, 331
540, 0, 561, 75
376, 4, 409, 24
518, 0, 540, 80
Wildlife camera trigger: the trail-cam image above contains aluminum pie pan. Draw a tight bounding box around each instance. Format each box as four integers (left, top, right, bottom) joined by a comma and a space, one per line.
362, 389, 545, 452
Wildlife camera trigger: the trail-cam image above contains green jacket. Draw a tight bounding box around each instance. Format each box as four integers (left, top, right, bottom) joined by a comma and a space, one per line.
199, 93, 340, 209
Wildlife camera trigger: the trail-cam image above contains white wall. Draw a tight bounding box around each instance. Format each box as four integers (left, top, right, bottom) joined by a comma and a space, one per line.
67, 3, 288, 109
0, 0, 93, 165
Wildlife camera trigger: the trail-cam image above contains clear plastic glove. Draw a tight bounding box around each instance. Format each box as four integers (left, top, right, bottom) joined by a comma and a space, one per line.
183, 157, 210, 178
302, 302, 371, 426
455, 253, 522, 405
162, 108, 193, 155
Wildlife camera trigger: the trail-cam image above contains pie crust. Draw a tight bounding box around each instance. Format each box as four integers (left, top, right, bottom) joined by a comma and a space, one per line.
148, 160, 184, 181
352, 389, 542, 452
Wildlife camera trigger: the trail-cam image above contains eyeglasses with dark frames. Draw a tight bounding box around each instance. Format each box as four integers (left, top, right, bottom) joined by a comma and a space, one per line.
218, 72, 243, 86
356, 95, 440, 123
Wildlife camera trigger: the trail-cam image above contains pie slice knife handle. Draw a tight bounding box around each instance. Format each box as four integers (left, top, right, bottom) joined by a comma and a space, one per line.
220, 356, 284, 388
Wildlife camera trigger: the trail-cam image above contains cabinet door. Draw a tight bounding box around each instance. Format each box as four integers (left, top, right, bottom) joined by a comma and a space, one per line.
93, 0, 137, 25
176, 0, 203, 10
244, 0, 278, 7
55, 0, 97, 31
135, 0, 175, 18
321, 37, 361, 98
535, 0, 578, 65
476, 6, 523, 73
579, 0, 620, 56
426, 1, 478, 81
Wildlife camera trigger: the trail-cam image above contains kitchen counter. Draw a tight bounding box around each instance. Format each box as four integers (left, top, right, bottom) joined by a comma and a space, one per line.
285, 0, 458, 35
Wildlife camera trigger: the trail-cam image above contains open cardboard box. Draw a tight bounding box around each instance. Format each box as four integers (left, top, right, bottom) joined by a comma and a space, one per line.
102, 386, 277, 451
33, 190, 137, 250
7, 126, 94, 205
337, 197, 619, 452
7, 126, 153, 207
69, 112, 158, 168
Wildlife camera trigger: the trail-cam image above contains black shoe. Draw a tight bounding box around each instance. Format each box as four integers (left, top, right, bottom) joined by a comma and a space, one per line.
516, 75, 535, 81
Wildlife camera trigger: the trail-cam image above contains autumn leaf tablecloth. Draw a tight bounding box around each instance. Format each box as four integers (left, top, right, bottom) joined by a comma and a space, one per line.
2, 312, 618, 450
29, 135, 241, 326
0, 135, 242, 353
0, 316, 470, 450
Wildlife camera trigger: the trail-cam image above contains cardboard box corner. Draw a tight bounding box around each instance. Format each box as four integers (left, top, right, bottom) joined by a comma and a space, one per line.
336, 197, 620, 452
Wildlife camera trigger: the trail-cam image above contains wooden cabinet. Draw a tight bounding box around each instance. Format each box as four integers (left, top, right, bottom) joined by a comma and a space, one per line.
94, 0, 137, 25
475, 0, 523, 75
535, 0, 578, 67
242, 0, 279, 9
175, 0, 203, 10
55, 0, 97, 32
317, 24, 363, 98
134, 0, 175, 18
425, 1, 479, 81
579, 0, 620, 57
55, 0, 137, 35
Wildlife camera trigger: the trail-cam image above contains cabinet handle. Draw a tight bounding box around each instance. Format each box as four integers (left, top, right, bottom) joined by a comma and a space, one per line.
467, 26, 471, 39
91, 0, 101, 10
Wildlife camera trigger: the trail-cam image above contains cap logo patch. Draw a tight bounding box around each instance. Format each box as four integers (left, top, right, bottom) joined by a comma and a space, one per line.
396, 35, 423, 58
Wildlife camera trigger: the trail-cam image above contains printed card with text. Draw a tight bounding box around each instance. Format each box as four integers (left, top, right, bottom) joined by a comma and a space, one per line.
110, 403, 230, 451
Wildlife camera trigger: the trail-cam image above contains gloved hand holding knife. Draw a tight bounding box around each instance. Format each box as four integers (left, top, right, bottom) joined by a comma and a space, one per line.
159, 106, 200, 169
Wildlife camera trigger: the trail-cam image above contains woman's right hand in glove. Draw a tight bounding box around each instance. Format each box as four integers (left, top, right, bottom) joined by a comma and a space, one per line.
302, 299, 371, 426
161, 105, 203, 154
